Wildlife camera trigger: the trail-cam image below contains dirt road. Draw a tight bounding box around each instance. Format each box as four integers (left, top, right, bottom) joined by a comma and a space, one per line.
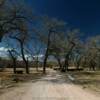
0, 70, 100, 100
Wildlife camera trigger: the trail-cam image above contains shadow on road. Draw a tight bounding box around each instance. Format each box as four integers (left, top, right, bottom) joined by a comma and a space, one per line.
31, 70, 71, 84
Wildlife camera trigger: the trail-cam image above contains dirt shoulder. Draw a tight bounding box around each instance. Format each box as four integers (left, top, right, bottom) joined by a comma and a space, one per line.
68, 71, 100, 94
0, 70, 100, 100
0, 70, 44, 95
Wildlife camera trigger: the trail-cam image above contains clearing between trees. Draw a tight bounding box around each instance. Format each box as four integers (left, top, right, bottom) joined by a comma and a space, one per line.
0, 69, 100, 100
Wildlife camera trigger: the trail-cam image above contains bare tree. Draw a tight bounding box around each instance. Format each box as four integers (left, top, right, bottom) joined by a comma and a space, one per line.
72, 42, 84, 70
83, 35, 100, 70
8, 48, 17, 73
41, 17, 66, 73
49, 29, 81, 72
25, 41, 43, 71
0, 0, 35, 42
0, 0, 37, 74
10, 33, 30, 74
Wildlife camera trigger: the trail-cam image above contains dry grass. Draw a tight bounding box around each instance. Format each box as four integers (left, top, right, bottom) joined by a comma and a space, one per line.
0, 68, 100, 95
0, 68, 44, 95
69, 71, 100, 93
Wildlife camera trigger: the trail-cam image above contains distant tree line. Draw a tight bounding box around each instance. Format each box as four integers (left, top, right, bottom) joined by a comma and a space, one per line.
0, 0, 100, 74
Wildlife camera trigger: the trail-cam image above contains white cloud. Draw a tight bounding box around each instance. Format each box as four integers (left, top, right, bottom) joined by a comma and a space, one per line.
33, 54, 44, 58
0, 47, 11, 58
0, 47, 8, 52
0, 47, 44, 61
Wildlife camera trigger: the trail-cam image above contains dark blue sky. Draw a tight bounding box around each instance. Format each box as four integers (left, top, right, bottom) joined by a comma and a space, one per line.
1, 0, 100, 58
27, 0, 100, 37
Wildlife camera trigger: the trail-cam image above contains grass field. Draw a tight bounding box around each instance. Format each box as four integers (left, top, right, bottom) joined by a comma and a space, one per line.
0, 68, 100, 95
69, 71, 100, 93
0, 68, 44, 95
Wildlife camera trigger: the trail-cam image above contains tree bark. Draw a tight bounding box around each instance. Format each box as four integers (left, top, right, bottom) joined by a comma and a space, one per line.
43, 31, 51, 74
8, 50, 17, 74
9, 36, 30, 74
76, 56, 82, 70
63, 42, 75, 72
54, 55, 62, 70
20, 42, 29, 74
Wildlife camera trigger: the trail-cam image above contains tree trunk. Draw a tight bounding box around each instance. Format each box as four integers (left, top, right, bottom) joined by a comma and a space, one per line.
55, 55, 62, 70
63, 56, 69, 71
43, 50, 49, 74
43, 31, 51, 74
8, 50, 17, 74
13, 59, 17, 74
89, 60, 96, 71
76, 57, 82, 70
63, 43, 75, 72
36, 62, 38, 71
25, 60, 29, 74
20, 42, 29, 74
9, 36, 30, 74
